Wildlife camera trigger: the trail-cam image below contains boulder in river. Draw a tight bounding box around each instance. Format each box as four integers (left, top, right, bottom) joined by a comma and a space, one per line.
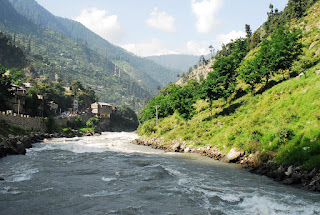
221, 147, 244, 163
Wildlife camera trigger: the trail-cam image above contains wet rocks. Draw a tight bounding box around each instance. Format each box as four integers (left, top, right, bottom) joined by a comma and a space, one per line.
250, 164, 320, 192
133, 137, 320, 192
221, 147, 244, 163
0, 133, 51, 157
132, 138, 225, 160
0, 130, 100, 159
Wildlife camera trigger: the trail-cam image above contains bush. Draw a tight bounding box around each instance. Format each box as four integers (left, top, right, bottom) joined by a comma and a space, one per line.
45, 116, 56, 133
137, 119, 156, 136
86, 117, 100, 132
67, 115, 84, 129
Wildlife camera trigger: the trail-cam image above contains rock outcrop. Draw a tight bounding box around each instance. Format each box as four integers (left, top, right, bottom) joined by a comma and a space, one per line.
0, 130, 101, 159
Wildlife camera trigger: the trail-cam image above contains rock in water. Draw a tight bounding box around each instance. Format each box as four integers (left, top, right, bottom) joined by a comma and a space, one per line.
221, 148, 244, 163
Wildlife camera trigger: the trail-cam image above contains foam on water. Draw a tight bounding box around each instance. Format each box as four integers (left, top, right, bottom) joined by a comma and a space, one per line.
3, 164, 39, 183
0, 186, 21, 195
101, 177, 117, 182
29, 132, 163, 155
238, 193, 320, 215
83, 189, 126, 198
1, 132, 320, 214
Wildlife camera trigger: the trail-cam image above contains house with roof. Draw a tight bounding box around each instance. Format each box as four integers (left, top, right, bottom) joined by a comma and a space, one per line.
91, 102, 114, 118
8, 84, 26, 114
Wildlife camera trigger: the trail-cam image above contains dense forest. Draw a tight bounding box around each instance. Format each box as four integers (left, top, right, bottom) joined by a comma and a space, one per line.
138, 0, 320, 170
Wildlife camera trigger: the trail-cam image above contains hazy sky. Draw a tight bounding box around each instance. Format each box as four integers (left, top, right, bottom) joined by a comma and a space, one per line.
35, 0, 288, 57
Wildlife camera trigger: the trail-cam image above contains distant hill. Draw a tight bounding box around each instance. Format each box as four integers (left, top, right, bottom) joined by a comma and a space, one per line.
146, 54, 201, 73
8, 0, 179, 92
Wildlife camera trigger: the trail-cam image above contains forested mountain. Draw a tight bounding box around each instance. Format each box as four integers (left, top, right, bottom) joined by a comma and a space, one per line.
0, 32, 27, 69
145, 54, 200, 74
8, 0, 178, 91
0, 0, 154, 108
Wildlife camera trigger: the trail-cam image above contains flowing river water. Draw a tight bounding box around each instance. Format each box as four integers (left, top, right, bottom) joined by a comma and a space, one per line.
0, 132, 319, 215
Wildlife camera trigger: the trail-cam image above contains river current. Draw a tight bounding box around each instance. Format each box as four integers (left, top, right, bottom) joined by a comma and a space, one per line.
0, 132, 319, 215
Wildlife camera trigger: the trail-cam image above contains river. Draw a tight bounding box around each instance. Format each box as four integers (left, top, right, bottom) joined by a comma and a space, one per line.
0, 132, 319, 215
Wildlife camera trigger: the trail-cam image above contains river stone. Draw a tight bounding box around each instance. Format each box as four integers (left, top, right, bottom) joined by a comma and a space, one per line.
169, 142, 181, 152
285, 166, 293, 176
309, 168, 318, 178
282, 178, 294, 185
221, 147, 244, 163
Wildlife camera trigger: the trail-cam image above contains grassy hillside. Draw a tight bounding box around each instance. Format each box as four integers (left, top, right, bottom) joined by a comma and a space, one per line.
138, 1, 320, 170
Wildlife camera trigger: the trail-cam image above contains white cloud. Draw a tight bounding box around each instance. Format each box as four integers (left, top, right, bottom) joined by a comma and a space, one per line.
215, 30, 246, 47
186, 40, 211, 55
191, 0, 223, 34
74, 8, 124, 44
184, 30, 246, 55
146, 7, 176, 33
121, 38, 177, 57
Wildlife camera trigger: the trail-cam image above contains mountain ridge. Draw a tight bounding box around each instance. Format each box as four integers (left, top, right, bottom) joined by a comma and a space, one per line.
8, 0, 179, 92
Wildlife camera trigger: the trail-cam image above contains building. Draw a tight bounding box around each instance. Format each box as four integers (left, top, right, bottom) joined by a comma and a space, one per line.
91, 102, 113, 118
8, 84, 26, 114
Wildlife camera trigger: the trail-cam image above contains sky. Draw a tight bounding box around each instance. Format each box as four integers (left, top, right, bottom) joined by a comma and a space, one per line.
35, 0, 289, 57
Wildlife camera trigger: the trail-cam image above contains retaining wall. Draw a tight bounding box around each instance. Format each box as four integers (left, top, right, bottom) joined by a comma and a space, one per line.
0, 113, 46, 132
0, 113, 109, 132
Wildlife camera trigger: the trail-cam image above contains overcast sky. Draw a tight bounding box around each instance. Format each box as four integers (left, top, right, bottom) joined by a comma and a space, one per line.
35, 0, 288, 57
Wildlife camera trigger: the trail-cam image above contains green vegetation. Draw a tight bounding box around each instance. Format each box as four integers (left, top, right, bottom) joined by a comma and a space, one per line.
138, 1, 320, 170
0, 65, 13, 111
0, 120, 26, 137
0, 32, 26, 69
110, 105, 140, 131
86, 117, 100, 132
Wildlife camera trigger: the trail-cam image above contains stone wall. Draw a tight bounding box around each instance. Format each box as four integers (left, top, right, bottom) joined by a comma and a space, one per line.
0, 112, 46, 132
0, 112, 110, 133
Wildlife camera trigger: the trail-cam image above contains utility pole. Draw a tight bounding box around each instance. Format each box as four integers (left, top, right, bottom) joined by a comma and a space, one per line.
154, 105, 160, 126
17, 99, 20, 115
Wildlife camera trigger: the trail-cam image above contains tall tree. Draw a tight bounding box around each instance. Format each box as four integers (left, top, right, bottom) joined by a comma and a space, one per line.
265, 26, 303, 78
239, 58, 265, 95
245, 24, 252, 39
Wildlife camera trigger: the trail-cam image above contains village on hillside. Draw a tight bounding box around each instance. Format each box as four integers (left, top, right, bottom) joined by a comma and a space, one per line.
1, 69, 118, 131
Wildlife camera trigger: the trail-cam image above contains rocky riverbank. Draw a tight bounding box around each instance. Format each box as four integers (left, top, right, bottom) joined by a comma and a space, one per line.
0, 130, 101, 159
132, 137, 320, 192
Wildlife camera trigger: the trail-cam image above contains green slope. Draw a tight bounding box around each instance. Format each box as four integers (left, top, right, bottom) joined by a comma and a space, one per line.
138, 1, 320, 170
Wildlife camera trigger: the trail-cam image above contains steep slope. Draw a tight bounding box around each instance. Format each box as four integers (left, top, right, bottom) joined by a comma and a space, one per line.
176, 58, 215, 85
0, 0, 151, 108
8, 0, 178, 92
138, 0, 320, 171
0, 32, 27, 69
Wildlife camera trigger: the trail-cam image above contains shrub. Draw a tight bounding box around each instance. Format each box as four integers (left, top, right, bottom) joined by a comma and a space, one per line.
86, 117, 100, 132
137, 119, 156, 136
